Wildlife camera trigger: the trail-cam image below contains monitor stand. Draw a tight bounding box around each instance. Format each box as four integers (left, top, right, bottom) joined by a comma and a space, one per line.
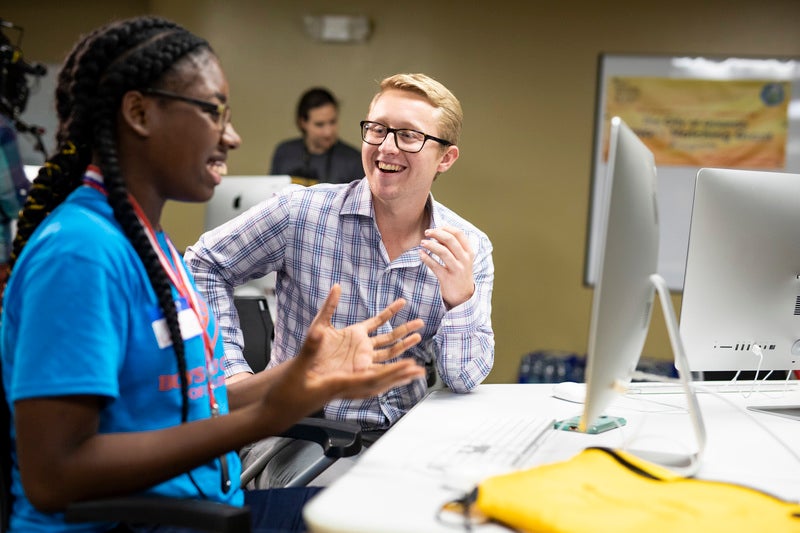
624, 274, 707, 477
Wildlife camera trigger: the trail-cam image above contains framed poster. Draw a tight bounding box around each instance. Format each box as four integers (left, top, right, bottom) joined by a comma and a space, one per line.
585, 54, 800, 290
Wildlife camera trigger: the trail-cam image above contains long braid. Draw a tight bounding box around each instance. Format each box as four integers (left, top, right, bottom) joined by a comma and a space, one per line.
10, 17, 211, 423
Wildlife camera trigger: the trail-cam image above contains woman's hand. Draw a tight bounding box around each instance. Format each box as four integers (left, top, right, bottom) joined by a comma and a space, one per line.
258, 285, 425, 429
305, 284, 424, 377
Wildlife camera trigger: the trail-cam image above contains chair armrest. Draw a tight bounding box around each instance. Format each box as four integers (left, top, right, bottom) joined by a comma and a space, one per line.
64, 496, 251, 532
280, 417, 362, 459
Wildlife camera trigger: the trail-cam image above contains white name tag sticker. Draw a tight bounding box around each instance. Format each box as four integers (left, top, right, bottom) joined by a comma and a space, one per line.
151, 298, 203, 349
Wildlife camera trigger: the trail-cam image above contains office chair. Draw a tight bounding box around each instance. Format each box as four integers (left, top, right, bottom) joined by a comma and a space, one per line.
233, 295, 363, 488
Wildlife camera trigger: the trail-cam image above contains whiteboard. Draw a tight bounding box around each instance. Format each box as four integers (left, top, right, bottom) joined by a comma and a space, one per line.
584, 54, 800, 291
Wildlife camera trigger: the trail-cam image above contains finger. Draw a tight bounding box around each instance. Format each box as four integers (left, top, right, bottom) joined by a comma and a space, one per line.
333, 361, 425, 399
419, 249, 445, 275
371, 318, 424, 349
421, 237, 455, 262
446, 226, 473, 255
373, 332, 422, 362
359, 297, 407, 332
299, 285, 343, 362
310, 284, 342, 329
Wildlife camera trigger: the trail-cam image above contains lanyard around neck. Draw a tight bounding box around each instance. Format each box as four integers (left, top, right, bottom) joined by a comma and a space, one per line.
83, 166, 222, 412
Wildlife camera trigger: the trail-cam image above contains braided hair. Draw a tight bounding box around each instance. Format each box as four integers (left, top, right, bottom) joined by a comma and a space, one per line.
10, 16, 213, 422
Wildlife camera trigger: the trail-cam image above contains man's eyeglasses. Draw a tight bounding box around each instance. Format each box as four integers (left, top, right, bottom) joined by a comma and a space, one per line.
360, 121, 452, 153
142, 88, 232, 129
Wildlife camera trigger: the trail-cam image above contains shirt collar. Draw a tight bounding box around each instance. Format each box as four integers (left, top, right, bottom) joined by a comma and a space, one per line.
340, 178, 439, 229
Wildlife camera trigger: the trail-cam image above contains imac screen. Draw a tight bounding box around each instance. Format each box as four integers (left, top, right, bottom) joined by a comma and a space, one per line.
202, 174, 295, 300
581, 116, 660, 431
680, 168, 800, 374
204, 175, 293, 232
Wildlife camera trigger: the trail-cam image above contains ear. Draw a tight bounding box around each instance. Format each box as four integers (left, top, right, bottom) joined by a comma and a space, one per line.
436, 144, 459, 173
120, 90, 151, 137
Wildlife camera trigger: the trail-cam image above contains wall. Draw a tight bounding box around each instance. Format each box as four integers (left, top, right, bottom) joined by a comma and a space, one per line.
5, 0, 800, 383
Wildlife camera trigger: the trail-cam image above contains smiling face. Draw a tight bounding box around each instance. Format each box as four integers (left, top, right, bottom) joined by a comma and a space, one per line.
300, 103, 339, 155
362, 89, 459, 209
138, 52, 241, 204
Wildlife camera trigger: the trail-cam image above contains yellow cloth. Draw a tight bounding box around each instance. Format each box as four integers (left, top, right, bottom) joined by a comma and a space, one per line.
476, 447, 800, 533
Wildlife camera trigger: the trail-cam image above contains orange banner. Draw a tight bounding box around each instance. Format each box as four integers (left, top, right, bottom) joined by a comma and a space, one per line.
603, 77, 790, 168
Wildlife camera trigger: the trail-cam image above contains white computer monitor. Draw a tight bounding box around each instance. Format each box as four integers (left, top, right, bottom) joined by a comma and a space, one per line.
580, 117, 704, 475
204, 174, 294, 232
581, 116, 659, 429
680, 168, 800, 374
203, 174, 297, 314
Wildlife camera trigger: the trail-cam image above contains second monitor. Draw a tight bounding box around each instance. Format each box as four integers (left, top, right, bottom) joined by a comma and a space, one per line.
680, 167, 800, 375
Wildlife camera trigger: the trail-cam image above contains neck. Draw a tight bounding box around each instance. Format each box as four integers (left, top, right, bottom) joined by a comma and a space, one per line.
374, 198, 431, 261
128, 189, 164, 231
88, 160, 164, 230
304, 139, 329, 156
119, 168, 165, 231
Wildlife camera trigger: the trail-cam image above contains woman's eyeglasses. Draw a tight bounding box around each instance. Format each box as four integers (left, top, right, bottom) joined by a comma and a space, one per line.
142, 88, 232, 129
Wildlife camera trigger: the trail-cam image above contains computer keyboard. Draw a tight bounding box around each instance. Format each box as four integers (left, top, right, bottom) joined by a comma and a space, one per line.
626, 379, 800, 395
427, 415, 555, 474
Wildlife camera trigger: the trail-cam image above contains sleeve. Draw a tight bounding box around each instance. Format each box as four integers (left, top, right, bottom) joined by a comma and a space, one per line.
433, 232, 495, 393
184, 194, 291, 377
10, 253, 126, 402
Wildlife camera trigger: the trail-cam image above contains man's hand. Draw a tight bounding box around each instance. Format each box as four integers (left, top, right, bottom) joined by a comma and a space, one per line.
419, 226, 475, 309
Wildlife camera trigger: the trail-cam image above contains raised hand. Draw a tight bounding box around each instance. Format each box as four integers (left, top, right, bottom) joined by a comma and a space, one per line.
257, 285, 425, 428
419, 226, 476, 309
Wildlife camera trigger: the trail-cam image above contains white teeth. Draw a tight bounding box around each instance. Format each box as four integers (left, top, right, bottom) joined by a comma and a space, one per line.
209, 161, 228, 176
378, 162, 402, 172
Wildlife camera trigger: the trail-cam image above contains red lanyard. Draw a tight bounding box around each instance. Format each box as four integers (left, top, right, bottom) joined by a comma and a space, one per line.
83, 166, 223, 415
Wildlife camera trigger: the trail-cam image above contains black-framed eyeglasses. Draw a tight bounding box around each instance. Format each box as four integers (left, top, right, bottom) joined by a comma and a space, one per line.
142, 88, 232, 129
360, 120, 452, 153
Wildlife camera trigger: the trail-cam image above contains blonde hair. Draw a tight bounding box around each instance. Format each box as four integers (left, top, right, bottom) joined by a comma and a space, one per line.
372, 73, 463, 145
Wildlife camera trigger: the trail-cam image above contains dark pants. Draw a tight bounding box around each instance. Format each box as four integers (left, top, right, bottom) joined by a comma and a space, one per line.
126, 487, 324, 533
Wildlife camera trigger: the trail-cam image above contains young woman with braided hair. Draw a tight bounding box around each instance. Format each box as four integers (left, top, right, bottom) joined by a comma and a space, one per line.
0, 16, 425, 532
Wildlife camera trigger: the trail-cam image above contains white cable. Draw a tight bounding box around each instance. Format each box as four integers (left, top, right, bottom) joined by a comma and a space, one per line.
626, 370, 800, 469
692, 382, 800, 468
740, 344, 765, 398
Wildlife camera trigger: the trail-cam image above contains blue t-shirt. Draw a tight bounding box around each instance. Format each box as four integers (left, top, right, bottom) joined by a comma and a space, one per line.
0, 185, 242, 532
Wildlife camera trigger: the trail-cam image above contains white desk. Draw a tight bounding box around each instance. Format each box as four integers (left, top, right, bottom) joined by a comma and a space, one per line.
303, 383, 800, 532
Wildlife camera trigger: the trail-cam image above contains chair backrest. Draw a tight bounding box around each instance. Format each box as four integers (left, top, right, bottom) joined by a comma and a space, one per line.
233, 295, 274, 373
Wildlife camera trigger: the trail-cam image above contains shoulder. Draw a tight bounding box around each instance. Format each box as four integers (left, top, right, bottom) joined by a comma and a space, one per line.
432, 199, 492, 246
333, 140, 361, 157
278, 181, 359, 220
24, 188, 136, 269
273, 138, 304, 154
287, 181, 352, 205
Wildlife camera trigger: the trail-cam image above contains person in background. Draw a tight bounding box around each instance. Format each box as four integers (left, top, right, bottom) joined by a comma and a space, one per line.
0, 22, 43, 289
1, 16, 425, 532
269, 87, 362, 184
0, 114, 21, 289
186, 73, 494, 487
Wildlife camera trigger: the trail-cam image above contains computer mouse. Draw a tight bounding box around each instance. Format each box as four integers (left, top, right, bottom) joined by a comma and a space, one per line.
551, 381, 586, 404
